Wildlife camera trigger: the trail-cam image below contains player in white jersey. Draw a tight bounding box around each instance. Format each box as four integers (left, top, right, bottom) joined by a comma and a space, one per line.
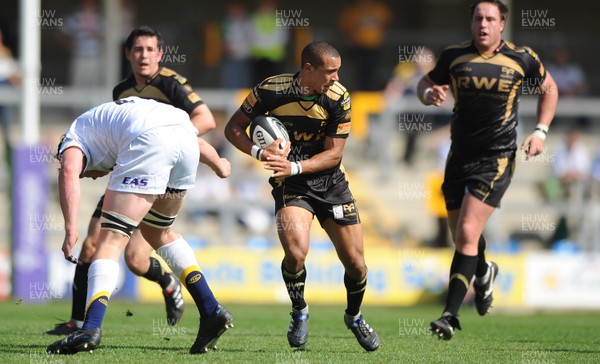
48, 97, 234, 355
60, 97, 200, 193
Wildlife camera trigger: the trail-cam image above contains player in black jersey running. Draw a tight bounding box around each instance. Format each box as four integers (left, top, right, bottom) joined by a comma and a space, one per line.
417, 0, 558, 340
46, 26, 218, 336
225, 41, 380, 352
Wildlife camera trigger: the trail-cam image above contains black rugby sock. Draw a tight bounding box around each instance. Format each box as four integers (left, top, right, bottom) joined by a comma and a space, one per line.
281, 262, 307, 311
444, 251, 477, 317
71, 262, 90, 322
475, 235, 489, 278
344, 271, 367, 316
143, 257, 172, 289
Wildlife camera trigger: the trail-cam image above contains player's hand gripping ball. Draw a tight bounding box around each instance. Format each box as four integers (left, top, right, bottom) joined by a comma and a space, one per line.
250, 116, 290, 149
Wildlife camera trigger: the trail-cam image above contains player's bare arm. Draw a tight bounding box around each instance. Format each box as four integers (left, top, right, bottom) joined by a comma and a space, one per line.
417, 75, 450, 106
225, 109, 290, 160
198, 137, 231, 178
58, 147, 85, 260
190, 103, 216, 135
521, 71, 559, 158
265, 136, 345, 177
225, 109, 257, 155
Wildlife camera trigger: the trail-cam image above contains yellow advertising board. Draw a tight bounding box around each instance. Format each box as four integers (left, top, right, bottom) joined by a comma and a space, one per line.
139, 247, 524, 308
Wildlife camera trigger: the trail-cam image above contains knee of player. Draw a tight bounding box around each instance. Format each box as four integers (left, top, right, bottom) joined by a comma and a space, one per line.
79, 238, 97, 261
283, 250, 308, 268
292, 243, 311, 259
81, 228, 100, 251
87, 220, 103, 236
455, 223, 481, 246
344, 256, 367, 276
140, 227, 181, 249
81, 234, 98, 250
124, 253, 143, 272
458, 219, 480, 236
123, 244, 142, 268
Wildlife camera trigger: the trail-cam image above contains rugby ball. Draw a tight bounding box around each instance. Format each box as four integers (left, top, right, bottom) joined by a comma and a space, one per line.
250, 115, 289, 149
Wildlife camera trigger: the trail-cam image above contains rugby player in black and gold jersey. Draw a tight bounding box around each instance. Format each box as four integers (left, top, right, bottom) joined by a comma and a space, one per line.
224, 41, 380, 351
47, 26, 218, 335
417, 0, 558, 340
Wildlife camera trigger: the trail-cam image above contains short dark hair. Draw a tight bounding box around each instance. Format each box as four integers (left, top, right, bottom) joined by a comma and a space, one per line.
301, 41, 340, 69
125, 26, 164, 51
470, 0, 509, 22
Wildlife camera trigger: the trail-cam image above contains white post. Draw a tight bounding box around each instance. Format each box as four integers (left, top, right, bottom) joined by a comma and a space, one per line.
19, 0, 41, 145
13, 0, 47, 302
104, 0, 121, 89
504, 0, 513, 42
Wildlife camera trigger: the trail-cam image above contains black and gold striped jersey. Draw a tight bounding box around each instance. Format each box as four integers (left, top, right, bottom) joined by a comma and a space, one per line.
428, 40, 546, 155
112, 67, 203, 114
241, 73, 352, 174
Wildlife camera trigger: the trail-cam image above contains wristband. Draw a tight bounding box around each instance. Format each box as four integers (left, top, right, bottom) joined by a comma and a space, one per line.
251, 145, 264, 160
290, 161, 302, 176
535, 123, 549, 134
532, 129, 547, 141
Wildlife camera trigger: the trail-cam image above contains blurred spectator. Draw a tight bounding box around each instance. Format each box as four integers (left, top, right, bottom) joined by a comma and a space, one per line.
233, 160, 274, 234
186, 161, 274, 239
221, 2, 252, 89
58, 0, 104, 90
249, 0, 289, 85
591, 148, 600, 194
384, 48, 436, 100
0, 27, 19, 152
581, 148, 600, 251
546, 47, 587, 97
546, 47, 589, 127
552, 129, 590, 197
339, 0, 391, 91
383, 47, 439, 166
187, 163, 233, 221
548, 129, 590, 245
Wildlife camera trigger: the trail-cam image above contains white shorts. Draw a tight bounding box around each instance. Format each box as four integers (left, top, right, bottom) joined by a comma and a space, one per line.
107, 125, 199, 194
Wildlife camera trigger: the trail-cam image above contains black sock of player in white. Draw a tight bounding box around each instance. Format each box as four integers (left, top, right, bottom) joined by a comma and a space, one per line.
71, 262, 90, 322
143, 257, 172, 289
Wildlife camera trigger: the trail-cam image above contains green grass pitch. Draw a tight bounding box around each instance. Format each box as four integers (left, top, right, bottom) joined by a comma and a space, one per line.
1, 301, 599, 363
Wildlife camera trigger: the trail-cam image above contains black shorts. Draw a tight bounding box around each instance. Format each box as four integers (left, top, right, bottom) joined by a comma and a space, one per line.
270, 168, 360, 226
442, 152, 515, 210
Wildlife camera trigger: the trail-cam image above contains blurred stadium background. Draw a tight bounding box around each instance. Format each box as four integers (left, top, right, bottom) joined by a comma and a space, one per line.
0, 0, 599, 311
